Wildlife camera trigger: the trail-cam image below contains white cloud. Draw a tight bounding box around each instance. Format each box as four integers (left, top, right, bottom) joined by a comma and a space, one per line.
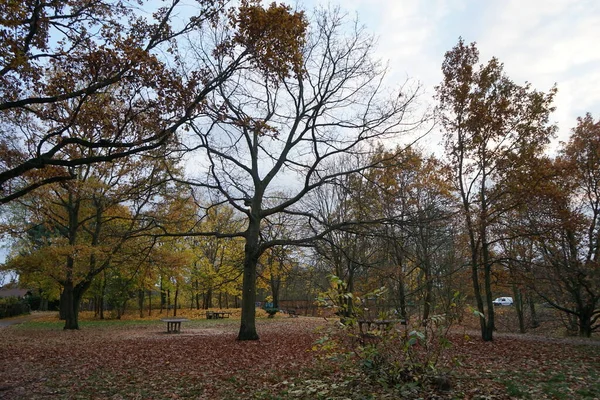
303, 0, 600, 151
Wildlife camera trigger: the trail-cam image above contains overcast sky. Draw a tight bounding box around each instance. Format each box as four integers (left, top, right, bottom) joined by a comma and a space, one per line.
303, 0, 600, 152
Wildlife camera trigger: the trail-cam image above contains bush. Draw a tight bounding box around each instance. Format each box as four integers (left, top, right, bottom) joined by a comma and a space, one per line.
314, 275, 457, 394
0, 297, 31, 319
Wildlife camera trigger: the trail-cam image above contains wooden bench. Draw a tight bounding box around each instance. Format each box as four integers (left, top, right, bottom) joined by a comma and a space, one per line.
206, 311, 232, 319
161, 318, 189, 333
357, 319, 396, 334
287, 309, 299, 318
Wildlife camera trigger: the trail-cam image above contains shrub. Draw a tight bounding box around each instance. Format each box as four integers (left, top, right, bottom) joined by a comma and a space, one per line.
314, 275, 457, 394
0, 297, 31, 319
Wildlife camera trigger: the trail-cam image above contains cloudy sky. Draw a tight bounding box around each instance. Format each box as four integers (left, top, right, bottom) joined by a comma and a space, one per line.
304, 0, 600, 152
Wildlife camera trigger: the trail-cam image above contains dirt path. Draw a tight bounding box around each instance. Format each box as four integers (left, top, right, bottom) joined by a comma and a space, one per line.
0, 312, 49, 328
457, 327, 600, 346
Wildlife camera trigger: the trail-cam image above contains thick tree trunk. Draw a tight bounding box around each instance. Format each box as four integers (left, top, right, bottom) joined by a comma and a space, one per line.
271, 279, 280, 309
579, 307, 594, 337
61, 281, 88, 330
203, 288, 213, 309
40, 297, 48, 312
480, 206, 495, 341
238, 220, 260, 341
528, 296, 539, 328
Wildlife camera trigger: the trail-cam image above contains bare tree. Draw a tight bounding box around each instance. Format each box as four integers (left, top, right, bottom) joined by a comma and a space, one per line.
178, 8, 424, 340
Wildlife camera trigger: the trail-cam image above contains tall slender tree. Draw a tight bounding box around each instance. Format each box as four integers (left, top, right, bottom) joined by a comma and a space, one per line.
436, 38, 556, 341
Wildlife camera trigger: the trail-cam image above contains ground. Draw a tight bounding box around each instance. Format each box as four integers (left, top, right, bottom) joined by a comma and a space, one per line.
0, 310, 598, 399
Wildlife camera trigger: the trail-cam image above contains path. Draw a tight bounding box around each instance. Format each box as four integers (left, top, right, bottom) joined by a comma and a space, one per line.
456, 328, 600, 346
0, 312, 49, 328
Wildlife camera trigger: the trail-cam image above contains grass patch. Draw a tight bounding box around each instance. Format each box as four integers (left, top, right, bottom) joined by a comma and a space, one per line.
494, 361, 600, 400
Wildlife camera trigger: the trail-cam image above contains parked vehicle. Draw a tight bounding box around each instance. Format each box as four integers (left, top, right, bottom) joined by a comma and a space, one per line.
493, 297, 513, 306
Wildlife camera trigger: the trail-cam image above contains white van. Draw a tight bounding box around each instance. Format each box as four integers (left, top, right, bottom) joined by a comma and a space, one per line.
493, 297, 513, 306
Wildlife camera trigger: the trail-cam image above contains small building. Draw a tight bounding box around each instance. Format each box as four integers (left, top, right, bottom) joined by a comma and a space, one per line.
0, 286, 31, 299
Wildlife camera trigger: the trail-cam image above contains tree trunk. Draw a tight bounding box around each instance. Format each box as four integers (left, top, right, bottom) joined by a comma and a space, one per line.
480, 203, 495, 341
40, 297, 48, 312
160, 277, 166, 314
166, 289, 171, 317
271, 275, 281, 309
528, 296, 539, 328
173, 286, 179, 317
61, 281, 88, 330
148, 289, 152, 317
513, 285, 525, 333
579, 307, 594, 337
470, 251, 488, 340
203, 288, 213, 309
238, 219, 260, 341
138, 289, 145, 318
422, 265, 433, 325
93, 296, 99, 318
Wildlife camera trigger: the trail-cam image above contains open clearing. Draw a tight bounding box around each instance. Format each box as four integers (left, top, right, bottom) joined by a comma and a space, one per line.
0, 314, 598, 399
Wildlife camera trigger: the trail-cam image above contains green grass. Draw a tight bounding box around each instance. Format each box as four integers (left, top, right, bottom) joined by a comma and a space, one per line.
503, 379, 529, 399
13, 314, 253, 331
495, 363, 600, 400
14, 318, 160, 330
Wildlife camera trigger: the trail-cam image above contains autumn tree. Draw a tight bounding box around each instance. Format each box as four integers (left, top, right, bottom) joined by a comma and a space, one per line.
436, 38, 556, 341
367, 147, 456, 323
258, 211, 303, 309
0, 0, 283, 205
310, 162, 378, 320
522, 114, 600, 337
188, 203, 244, 310
171, 6, 424, 340
5, 145, 172, 329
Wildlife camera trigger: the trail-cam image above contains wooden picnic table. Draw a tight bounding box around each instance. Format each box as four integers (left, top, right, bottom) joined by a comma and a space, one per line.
205, 311, 232, 319
357, 319, 400, 334
161, 318, 189, 333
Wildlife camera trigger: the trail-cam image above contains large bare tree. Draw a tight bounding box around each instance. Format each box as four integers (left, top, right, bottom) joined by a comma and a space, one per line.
178, 7, 424, 340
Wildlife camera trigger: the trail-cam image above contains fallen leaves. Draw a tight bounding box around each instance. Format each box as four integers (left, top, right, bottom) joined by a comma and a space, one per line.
0, 316, 598, 399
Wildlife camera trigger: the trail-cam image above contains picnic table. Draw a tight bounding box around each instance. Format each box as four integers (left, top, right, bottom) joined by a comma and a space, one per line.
161, 318, 189, 333
357, 319, 397, 334
206, 311, 232, 319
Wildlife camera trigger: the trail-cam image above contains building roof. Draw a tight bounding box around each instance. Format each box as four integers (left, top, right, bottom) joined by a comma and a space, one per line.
0, 287, 31, 298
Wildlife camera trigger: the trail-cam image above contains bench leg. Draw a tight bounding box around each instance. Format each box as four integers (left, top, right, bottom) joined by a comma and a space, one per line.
166, 322, 182, 333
